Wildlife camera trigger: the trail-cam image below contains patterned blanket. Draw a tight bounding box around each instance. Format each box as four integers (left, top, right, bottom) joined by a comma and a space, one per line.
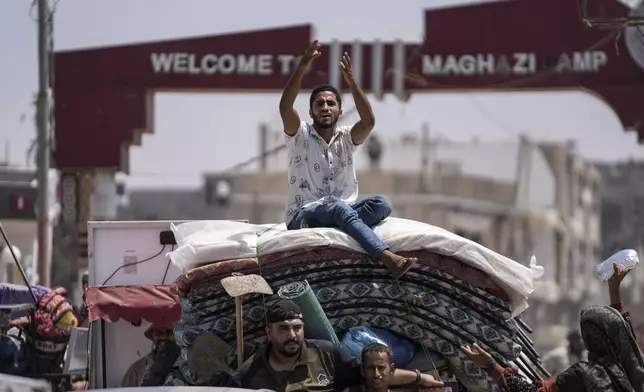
168, 247, 544, 392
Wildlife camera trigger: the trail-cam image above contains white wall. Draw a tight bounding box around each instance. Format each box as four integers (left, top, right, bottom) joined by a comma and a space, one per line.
103, 320, 157, 388
88, 221, 186, 389
521, 145, 557, 210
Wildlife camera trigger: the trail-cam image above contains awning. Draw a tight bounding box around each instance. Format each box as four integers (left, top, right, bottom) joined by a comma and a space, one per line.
86, 285, 180, 327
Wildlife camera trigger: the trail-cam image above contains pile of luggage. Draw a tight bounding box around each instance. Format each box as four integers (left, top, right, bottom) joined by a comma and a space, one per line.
166, 218, 546, 391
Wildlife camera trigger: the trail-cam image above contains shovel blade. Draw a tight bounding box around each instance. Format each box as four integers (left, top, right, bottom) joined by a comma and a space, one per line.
221, 274, 273, 297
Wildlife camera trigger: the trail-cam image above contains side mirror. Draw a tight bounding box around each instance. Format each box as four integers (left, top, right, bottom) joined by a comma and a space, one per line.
62, 327, 90, 378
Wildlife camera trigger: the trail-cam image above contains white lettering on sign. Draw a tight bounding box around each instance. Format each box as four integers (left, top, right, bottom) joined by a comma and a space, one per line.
150, 53, 301, 76
422, 51, 607, 76
423, 54, 498, 76
556, 51, 608, 73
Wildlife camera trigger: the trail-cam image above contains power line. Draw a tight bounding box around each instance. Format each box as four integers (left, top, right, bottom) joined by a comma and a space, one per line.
125, 108, 361, 179
216, 106, 359, 174
464, 95, 523, 139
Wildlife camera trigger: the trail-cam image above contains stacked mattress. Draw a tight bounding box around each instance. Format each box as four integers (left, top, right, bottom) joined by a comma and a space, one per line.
166, 218, 546, 391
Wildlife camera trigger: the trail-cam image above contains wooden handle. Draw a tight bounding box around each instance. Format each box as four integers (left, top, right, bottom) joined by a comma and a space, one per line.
235, 296, 244, 369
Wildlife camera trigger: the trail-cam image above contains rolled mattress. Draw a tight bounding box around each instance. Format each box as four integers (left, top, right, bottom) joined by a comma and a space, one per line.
169, 247, 546, 392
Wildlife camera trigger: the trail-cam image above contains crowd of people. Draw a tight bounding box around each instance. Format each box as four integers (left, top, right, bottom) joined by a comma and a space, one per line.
127, 41, 644, 392
462, 263, 643, 392
130, 263, 641, 392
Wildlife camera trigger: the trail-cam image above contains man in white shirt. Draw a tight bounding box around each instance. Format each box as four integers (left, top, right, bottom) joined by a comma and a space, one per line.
278, 41, 417, 279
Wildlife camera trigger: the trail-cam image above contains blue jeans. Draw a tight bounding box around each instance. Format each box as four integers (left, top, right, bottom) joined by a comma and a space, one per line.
287, 195, 392, 260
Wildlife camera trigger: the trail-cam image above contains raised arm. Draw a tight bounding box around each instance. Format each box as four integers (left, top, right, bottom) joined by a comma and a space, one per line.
389, 368, 443, 388
607, 262, 635, 330
462, 344, 566, 392
608, 262, 628, 307
340, 52, 375, 145
331, 344, 443, 390
279, 41, 321, 136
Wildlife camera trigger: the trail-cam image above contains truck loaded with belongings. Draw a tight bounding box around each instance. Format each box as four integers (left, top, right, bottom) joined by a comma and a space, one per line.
160, 217, 547, 392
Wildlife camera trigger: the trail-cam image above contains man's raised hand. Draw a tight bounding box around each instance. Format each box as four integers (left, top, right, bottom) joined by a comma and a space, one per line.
298, 41, 322, 72
340, 52, 356, 85
461, 343, 493, 368
608, 261, 631, 293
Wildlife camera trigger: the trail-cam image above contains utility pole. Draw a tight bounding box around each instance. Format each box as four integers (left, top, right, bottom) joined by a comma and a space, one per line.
36, 0, 52, 286
418, 122, 431, 223
419, 122, 430, 193
252, 123, 270, 223
258, 123, 269, 172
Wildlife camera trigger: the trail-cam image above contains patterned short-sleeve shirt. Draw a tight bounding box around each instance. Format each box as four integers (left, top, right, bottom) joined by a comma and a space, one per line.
284, 121, 359, 224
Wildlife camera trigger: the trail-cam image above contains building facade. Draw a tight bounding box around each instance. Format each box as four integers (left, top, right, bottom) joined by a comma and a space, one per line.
596, 161, 644, 326
529, 143, 603, 334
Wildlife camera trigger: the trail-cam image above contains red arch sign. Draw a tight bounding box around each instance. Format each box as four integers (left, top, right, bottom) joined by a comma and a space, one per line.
54, 0, 644, 170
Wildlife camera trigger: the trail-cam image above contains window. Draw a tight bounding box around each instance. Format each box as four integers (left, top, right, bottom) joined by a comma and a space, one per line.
454, 229, 484, 246
7, 192, 36, 219
601, 202, 623, 233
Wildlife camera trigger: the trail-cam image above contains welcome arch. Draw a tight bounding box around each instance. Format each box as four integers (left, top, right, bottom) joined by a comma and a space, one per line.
54, 0, 644, 171
53, 0, 644, 263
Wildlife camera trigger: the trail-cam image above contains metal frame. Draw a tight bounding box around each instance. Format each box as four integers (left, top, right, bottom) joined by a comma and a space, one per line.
579, 0, 644, 28
62, 327, 90, 376
86, 219, 248, 389
0, 303, 34, 331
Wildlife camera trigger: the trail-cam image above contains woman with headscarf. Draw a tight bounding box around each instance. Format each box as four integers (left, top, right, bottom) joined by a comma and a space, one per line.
462, 263, 644, 392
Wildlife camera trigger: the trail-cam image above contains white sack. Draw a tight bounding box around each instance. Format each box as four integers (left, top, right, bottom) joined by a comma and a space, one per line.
168, 218, 542, 317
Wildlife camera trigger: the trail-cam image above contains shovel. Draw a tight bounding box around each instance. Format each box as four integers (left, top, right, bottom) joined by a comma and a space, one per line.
221, 272, 273, 369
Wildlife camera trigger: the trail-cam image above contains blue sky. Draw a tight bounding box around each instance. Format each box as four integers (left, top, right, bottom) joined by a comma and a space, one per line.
1, 0, 643, 188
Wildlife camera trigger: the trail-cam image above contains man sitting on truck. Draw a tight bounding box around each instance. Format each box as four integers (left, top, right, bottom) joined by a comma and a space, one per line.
279, 41, 417, 279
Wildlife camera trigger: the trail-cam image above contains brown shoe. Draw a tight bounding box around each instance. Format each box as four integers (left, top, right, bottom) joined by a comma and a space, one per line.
391, 257, 418, 280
